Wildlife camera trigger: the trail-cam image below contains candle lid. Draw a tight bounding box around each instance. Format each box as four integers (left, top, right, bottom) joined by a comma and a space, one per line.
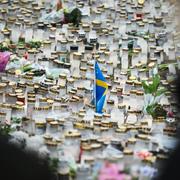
45, 140, 58, 146
43, 40, 51, 44
136, 91, 144, 95
123, 148, 133, 155
128, 137, 137, 144
137, 134, 150, 140
116, 126, 127, 133
64, 130, 81, 137
49, 121, 59, 127
148, 62, 155, 68
91, 143, 101, 149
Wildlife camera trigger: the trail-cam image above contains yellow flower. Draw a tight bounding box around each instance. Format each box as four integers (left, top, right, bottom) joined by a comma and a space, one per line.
15, 69, 21, 76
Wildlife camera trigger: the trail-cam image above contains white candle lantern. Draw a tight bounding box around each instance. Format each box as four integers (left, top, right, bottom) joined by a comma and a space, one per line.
106, 61, 114, 76
57, 40, 68, 52
168, 47, 176, 61
80, 67, 87, 79
67, 78, 74, 93
122, 37, 128, 48
77, 39, 84, 53
58, 73, 67, 87
71, 52, 81, 77
121, 48, 129, 70
149, 21, 155, 34
149, 46, 156, 58
25, 24, 33, 42
126, 22, 132, 33
129, 90, 137, 110
43, 40, 52, 58
131, 49, 140, 67
18, 46, 26, 57
28, 49, 35, 62
117, 104, 126, 125
131, 19, 137, 32
11, 22, 21, 43
59, 84, 66, 97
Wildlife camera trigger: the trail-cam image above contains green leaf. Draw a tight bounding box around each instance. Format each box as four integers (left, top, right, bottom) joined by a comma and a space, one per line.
155, 88, 167, 97
142, 75, 161, 94
146, 103, 158, 117
142, 80, 150, 94
152, 74, 160, 93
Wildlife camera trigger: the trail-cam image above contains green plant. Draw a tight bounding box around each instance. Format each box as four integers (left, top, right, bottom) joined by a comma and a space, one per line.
26, 41, 41, 49
142, 74, 167, 118
146, 103, 167, 118
142, 74, 166, 96
0, 124, 12, 135
11, 117, 22, 124
0, 43, 9, 52
69, 168, 76, 178
49, 158, 59, 173
64, 8, 82, 27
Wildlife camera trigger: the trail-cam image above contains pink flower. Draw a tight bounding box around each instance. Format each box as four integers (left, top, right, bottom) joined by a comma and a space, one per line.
168, 111, 174, 118
136, 151, 152, 160
0, 52, 10, 72
99, 163, 129, 180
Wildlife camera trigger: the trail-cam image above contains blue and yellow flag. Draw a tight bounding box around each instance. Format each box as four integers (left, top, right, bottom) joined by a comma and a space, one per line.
94, 62, 108, 114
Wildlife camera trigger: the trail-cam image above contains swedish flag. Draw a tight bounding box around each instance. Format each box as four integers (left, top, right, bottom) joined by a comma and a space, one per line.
95, 62, 108, 114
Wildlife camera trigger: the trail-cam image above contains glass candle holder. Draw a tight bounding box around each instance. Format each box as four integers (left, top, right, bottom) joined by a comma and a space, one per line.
59, 84, 66, 97
126, 22, 132, 33
122, 37, 128, 48
18, 46, 26, 57
11, 22, 21, 43
123, 149, 134, 167
121, 48, 129, 70
168, 47, 176, 61
49, 35, 56, 52
76, 164, 91, 180
34, 24, 44, 41
106, 99, 114, 114
64, 136, 80, 161
127, 137, 137, 150
0, 112, 6, 124
124, 80, 133, 93
57, 40, 68, 52
58, 74, 67, 87
149, 46, 156, 58
6, 93, 17, 104
28, 50, 35, 62
136, 91, 144, 111
71, 52, 81, 77
130, 19, 136, 32
43, 40, 52, 58
67, 78, 74, 93
25, 25, 33, 42
115, 128, 127, 140
149, 21, 155, 34
134, 138, 150, 152
80, 67, 87, 79
46, 121, 59, 137
12, 103, 25, 118
129, 90, 137, 110
143, 20, 149, 33
35, 121, 46, 135
132, 51, 140, 67
46, 140, 58, 159
126, 111, 137, 124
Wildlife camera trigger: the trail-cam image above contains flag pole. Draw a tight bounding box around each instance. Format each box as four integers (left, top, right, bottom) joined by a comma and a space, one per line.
94, 59, 97, 113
